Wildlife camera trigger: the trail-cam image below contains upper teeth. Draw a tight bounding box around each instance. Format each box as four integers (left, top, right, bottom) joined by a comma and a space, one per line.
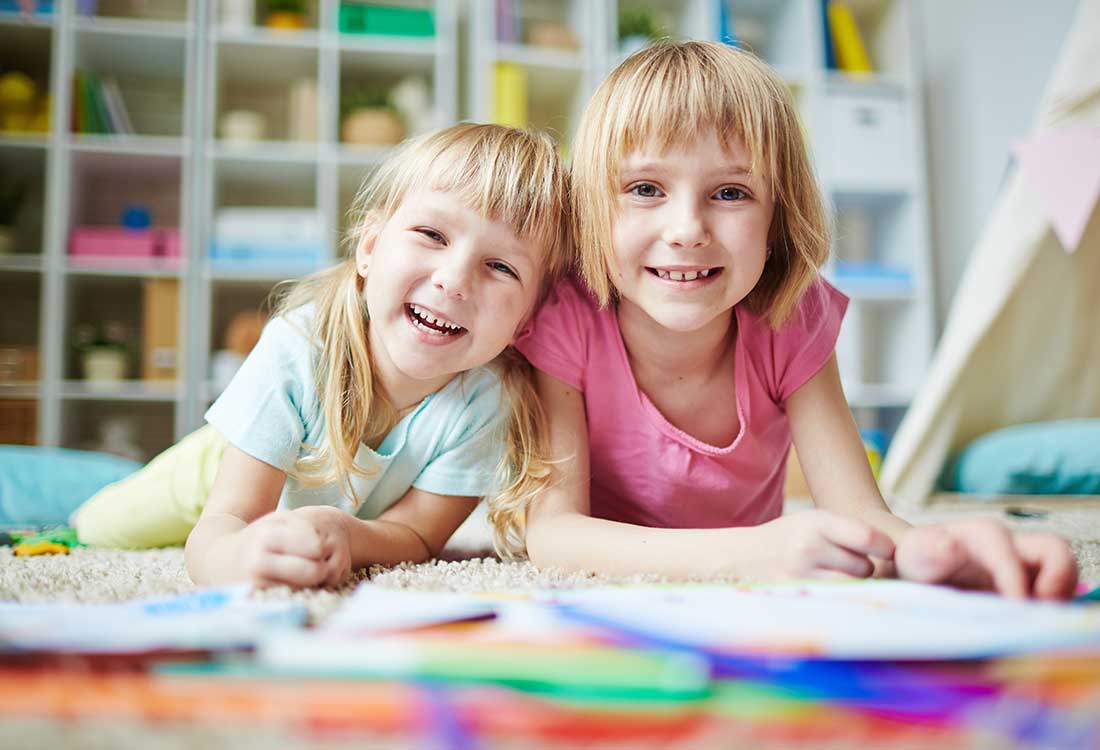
410, 304, 462, 330
656, 269, 711, 281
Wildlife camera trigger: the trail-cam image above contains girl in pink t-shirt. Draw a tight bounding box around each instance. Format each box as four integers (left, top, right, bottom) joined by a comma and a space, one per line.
515, 40, 1076, 599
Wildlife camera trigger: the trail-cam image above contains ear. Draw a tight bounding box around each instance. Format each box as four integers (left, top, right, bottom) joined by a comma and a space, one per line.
355, 215, 381, 279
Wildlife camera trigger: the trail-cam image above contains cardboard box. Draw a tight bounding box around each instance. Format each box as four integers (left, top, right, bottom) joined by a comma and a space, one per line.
0, 346, 39, 383
142, 278, 179, 381
0, 400, 38, 445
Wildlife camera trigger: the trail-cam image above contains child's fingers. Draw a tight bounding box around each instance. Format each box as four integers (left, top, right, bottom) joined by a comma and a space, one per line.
820, 514, 895, 560
895, 525, 970, 585
954, 522, 1029, 598
811, 544, 876, 579
253, 552, 328, 589
255, 517, 327, 561
1016, 533, 1079, 600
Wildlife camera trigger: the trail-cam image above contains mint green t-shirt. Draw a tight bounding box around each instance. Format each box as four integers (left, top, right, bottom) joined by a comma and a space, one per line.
205, 307, 507, 519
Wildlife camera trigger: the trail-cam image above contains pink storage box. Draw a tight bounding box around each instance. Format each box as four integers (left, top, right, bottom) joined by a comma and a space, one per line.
69, 226, 182, 258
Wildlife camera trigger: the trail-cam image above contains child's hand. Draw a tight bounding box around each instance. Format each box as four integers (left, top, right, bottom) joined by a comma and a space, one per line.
894, 518, 1078, 600
237, 506, 353, 589
755, 510, 896, 580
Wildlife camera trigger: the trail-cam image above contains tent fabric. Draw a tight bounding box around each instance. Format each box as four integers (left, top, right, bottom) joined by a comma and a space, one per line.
879, 0, 1100, 510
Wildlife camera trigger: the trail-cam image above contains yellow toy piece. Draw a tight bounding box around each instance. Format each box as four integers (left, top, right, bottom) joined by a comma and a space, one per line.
13, 540, 71, 557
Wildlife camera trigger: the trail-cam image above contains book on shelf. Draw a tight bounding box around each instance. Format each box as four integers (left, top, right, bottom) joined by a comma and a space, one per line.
718, 1, 737, 47
827, 0, 872, 74
492, 62, 527, 128
73, 71, 134, 135
496, 0, 521, 44
820, 0, 838, 69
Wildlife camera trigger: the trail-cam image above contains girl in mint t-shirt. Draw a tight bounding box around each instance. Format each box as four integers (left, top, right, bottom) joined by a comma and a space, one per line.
516, 41, 1077, 599
75, 124, 572, 589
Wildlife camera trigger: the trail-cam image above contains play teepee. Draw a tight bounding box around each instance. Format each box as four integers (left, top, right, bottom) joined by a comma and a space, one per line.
880, 0, 1100, 509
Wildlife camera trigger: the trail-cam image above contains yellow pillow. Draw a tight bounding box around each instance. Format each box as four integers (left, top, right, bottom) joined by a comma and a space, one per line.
74, 425, 227, 549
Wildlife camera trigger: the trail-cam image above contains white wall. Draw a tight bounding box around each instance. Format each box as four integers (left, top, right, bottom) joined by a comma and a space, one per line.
918, 0, 1079, 328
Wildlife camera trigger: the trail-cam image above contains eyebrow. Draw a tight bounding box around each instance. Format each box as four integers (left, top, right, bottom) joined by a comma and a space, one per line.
621, 161, 757, 179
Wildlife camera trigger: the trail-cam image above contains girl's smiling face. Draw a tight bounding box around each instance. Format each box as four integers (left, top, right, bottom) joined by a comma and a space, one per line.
610, 130, 775, 335
359, 189, 544, 404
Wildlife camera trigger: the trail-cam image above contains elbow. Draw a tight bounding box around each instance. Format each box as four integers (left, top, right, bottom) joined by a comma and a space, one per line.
522, 514, 570, 569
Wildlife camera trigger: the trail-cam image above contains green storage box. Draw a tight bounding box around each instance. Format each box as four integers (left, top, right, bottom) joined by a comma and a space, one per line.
339, 3, 435, 37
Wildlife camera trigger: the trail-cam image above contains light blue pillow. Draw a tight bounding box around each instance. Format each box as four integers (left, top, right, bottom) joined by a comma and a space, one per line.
0, 445, 142, 527
949, 420, 1100, 495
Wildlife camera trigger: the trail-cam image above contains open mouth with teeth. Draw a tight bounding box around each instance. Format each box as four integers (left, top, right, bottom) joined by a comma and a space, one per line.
406, 304, 466, 336
646, 267, 723, 282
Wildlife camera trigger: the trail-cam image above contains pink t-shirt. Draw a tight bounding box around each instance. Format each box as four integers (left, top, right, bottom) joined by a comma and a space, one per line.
516, 276, 847, 529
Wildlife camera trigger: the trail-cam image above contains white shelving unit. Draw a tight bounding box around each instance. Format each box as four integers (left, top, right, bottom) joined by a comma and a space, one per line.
3, 0, 932, 456
1, 0, 458, 458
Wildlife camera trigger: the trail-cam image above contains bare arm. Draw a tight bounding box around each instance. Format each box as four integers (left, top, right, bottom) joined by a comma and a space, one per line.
184, 442, 289, 585
357, 487, 480, 566
524, 371, 893, 579
186, 442, 480, 587
786, 354, 1077, 598
786, 355, 911, 539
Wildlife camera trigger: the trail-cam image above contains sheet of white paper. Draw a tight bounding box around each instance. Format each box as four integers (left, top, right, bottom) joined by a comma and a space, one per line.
547, 580, 1100, 659
321, 583, 499, 633
0, 586, 307, 653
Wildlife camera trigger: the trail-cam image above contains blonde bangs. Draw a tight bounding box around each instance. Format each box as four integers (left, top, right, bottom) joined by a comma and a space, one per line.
572, 41, 830, 327
345, 124, 572, 293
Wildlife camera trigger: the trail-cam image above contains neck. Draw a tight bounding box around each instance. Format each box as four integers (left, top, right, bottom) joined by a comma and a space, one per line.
366, 325, 454, 414
616, 299, 736, 382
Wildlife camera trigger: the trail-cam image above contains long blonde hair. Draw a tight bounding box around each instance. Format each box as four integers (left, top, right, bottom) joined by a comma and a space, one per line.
571, 40, 830, 329
273, 123, 572, 557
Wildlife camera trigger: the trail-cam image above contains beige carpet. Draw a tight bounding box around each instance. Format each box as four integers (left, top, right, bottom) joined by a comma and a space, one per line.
3, 498, 1100, 620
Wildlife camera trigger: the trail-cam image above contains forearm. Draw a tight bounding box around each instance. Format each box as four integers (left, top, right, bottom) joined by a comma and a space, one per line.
344, 516, 436, 568
185, 512, 249, 585
526, 511, 771, 579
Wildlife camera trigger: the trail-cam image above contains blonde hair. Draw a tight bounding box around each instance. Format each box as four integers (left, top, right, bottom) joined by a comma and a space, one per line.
571, 40, 830, 329
273, 123, 572, 557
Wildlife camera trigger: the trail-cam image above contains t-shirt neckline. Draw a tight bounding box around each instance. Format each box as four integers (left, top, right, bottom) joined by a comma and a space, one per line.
612, 305, 749, 455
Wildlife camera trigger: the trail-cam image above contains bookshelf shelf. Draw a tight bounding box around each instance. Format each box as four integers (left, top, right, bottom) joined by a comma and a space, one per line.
0, 383, 41, 399
73, 16, 191, 38
59, 379, 180, 402
0, 256, 45, 272
66, 257, 184, 278
68, 134, 187, 157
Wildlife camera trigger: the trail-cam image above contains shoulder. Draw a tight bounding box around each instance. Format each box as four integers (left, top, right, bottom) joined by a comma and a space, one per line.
418, 366, 507, 445
518, 275, 605, 344
740, 277, 847, 344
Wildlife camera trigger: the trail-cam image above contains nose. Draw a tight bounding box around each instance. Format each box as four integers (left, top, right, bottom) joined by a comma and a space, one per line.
431, 255, 474, 300
661, 196, 710, 250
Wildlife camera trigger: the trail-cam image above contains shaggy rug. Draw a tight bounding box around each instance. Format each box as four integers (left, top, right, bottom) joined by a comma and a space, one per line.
3, 498, 1099, 621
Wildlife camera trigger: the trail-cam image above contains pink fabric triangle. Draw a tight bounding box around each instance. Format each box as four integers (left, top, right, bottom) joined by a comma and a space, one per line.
1013, 126, 1100, 253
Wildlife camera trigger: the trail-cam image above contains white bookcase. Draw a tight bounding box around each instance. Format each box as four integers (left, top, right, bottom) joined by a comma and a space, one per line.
1, 0, 932, 458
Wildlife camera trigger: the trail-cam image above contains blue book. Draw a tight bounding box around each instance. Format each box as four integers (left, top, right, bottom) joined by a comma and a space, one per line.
718, 1, 738, 47
821, 0, 838, 69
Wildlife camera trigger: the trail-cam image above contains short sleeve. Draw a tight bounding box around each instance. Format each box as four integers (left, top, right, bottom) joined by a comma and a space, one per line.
773, 278, 849, 402
204, 313, 318, 472
413, 371, 508, 498
514, 277, 595, 391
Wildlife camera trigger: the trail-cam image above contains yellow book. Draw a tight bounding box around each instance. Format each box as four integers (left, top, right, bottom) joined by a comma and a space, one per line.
827, 1, 873, 74
493, 62, 527, 127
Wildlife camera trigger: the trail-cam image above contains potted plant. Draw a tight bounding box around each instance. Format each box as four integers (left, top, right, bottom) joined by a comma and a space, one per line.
73, 321, 131, 382
618, 9, 664, 57
262, 0, 309, 30
0, 177, 26, 256
340, 83, 406, 146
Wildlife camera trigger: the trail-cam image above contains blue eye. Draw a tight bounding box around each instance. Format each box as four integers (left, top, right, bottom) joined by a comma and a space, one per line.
489, 261, 519, 279
714, 186, 748, 201
629, 182, 662, 198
